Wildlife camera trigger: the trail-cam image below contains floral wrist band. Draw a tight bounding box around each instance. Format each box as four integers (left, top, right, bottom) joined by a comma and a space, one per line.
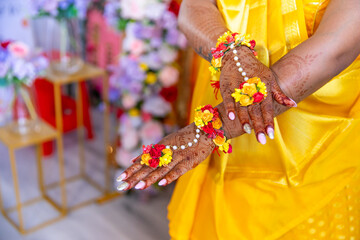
209, 31, 267, 106
141, 129, 203, 168
209, 31, 257, 76
194, 105, 232, 154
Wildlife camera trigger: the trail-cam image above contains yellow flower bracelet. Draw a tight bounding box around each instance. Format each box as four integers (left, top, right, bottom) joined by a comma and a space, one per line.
194, 105, 232, 154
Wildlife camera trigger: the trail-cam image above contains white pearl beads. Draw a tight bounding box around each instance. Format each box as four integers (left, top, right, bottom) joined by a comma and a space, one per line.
232, 48, 249, 82
168, 128, 202, 152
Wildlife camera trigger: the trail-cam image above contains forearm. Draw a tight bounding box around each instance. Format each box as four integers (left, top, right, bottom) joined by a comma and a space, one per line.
272, 0, 360, 104
178, 0, 228, 62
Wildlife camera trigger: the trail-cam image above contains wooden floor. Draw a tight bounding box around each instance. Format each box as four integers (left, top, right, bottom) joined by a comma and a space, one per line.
0, 109, 172, 240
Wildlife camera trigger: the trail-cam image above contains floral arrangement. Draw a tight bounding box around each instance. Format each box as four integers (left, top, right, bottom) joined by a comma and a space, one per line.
209, 32, 257, 76
104, 0, 186, 168
31, 0, 90, 20
231, 77, 267, 106
194, 105, 232, 154
0, 41, 48, 87
141, 144, 173, 168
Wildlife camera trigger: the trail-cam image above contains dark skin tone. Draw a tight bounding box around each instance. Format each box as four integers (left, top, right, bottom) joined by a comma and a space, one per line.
117, 0, 360, 190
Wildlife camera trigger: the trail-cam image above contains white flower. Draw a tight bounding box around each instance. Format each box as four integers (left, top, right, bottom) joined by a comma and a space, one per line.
144, 1, 167, 20
120, 0, 147, 20
142, 96, 171, 117
158, 45, 178, 64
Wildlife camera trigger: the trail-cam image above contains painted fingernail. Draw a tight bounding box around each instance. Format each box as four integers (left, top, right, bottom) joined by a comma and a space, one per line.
117, 181, 129, 191
135, 181, 146, 190
243, 123, 252, 134
267, 127, 274, 140
228, 111, 235, 120
158, 179, 167, 186
289, 98, 297, 107
116, 172, 127, 182
257, 133, 267, 145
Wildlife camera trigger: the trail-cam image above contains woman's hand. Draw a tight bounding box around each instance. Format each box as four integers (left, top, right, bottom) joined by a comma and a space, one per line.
220, 46, 296, 144
116, 123, 215, 191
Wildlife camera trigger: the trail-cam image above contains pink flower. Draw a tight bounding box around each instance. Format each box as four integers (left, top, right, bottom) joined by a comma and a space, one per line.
130, 39, 145, 57
122, 94, 138, 109
8, 42, 29, 58
140, 120, 164, 145
159, 66, 179, 87
121, 129, 139, 151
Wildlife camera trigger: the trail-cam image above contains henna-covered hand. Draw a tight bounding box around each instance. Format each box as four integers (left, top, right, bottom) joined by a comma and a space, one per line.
220, 46, 296, 144
116, 123, 215, 191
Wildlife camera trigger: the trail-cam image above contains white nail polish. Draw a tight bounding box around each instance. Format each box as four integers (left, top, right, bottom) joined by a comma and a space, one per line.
243, 124, 251, 134
116, 173, 127, 182
267, 127, 274, 140
117, 182, 129, 191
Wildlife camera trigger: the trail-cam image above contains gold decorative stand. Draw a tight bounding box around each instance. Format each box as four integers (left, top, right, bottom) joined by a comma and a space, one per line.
43, 63, 120, 211
0, 121, 67, 234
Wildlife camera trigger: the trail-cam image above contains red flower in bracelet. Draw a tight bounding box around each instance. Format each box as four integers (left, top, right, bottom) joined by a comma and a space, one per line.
194, 105, 232, 154
141, 144, 173, 168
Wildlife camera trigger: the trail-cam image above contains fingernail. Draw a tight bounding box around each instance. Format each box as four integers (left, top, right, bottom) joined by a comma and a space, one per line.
289, 98, 297, 107
135, 181, 146, 190
228, 111, 235, 120
116, 172, 127, 182
243, 123, 251, 134
158, 179, 167, 186
257, 133, 267, 145
267, 127, 274, 140
117, 181, 129, 191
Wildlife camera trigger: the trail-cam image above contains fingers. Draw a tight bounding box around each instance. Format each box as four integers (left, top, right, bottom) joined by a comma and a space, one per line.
133, 156, 181, 190
220, 78, 239, 121
248, 104, 267, 144
237, 105, 252, 134
260, 97, 275, 139
271, 82, 297, 107
118, 166, 153, 191
157, 162, 192, 186
116, 156, 142, 182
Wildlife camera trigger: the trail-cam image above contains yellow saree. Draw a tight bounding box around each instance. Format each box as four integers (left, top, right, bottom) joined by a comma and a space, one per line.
168, 0, 360, 239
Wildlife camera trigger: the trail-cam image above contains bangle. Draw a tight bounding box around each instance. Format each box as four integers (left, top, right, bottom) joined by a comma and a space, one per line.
194, 105, 232, 154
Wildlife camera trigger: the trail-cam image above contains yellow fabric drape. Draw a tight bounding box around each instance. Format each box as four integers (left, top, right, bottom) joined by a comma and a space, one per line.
168, 0, 360, 239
